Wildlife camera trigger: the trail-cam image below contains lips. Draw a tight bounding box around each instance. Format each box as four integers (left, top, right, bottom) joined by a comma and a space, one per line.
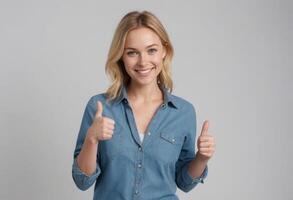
135, 67, 155, 76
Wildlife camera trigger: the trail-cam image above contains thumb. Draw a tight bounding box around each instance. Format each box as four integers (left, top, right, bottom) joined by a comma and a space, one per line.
96, 101, 103, 117
200, 120, 209, 136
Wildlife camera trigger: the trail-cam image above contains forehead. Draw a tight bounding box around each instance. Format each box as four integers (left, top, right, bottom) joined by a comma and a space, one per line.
124, 27, 162, 48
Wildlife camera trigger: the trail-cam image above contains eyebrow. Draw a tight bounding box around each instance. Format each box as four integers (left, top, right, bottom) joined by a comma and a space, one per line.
125, 44, 159, 50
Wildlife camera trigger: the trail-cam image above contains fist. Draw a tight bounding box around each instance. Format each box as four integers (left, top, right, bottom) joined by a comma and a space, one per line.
197, 120, 215, 160
86, 101, 115, 143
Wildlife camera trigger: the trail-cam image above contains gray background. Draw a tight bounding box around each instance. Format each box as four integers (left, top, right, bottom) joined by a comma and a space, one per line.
0, 0, 292, 199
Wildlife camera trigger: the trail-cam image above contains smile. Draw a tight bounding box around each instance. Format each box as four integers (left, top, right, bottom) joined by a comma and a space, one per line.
135, 67, 155, 76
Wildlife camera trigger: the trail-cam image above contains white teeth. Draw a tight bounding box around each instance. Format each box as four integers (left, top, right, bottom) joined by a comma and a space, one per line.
137, 69, 151, 74
135, 68, 154, 75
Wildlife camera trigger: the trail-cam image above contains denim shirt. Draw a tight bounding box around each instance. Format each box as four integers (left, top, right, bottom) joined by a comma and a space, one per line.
72, 85, 208, 200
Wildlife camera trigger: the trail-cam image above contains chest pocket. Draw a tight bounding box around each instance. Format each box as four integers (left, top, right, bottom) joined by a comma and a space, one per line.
154, 131, 185, 163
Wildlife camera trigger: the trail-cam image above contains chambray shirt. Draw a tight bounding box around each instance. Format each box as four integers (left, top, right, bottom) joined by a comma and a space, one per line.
72, 85, 208, 200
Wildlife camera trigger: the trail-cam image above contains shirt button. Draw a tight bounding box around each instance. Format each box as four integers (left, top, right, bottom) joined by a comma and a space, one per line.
147, 132, 151, 136
138, 163, 142, 168
138, 147, 142, 151
135, 190, 139, 195
172, 138, 175, 143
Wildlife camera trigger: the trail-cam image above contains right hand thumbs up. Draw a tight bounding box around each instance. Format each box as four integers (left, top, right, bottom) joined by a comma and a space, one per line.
96, 101, 103, 118
86, 100, 115, 144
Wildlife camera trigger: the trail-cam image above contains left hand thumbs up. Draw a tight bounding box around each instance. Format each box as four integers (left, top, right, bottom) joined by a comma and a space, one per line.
200, 120, 209, 136
197, 120, 215, 160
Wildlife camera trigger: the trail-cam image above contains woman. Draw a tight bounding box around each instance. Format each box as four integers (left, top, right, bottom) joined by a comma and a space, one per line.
72, 10, 215, 200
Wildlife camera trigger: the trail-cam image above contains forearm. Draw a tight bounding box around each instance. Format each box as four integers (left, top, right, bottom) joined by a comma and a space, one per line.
76, 135, 99, 176
188, 151, 208, 179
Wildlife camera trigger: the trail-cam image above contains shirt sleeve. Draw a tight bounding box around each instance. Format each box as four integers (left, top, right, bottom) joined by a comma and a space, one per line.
72, 96, 102, 191
175, 103, 208, 192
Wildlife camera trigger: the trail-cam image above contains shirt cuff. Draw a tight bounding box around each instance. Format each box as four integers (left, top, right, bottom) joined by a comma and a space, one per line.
72, 158, 101, 190
183, 164, 208, 184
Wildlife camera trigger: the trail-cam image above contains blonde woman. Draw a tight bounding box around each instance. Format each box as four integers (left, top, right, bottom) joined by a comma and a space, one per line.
72, 10, 215, 200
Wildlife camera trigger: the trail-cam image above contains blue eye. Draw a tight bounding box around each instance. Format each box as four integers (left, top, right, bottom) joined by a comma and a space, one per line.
127, 51, 138, 56
148, 48, 157, 54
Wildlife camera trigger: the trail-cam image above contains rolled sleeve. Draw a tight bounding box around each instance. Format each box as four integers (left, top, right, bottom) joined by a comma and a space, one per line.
72, 96, 101, 191
176, 162, 208, 192
183, 163, 208, 184
72, 158, 101, 191
175, 103, 208, 192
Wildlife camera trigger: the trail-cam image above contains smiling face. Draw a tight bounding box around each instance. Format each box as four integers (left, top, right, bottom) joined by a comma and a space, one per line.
121, 27, 166, 87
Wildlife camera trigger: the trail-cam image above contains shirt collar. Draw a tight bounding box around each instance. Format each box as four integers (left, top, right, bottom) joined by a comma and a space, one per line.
112, 84, 178, 109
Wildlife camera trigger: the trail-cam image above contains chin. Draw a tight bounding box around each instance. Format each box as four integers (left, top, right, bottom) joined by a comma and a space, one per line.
133, 78, 158, 86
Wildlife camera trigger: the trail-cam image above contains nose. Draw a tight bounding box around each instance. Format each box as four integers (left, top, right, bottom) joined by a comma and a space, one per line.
138, 52, 147, 66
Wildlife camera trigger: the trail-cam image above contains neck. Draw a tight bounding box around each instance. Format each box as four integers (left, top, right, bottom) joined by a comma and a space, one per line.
127, 82, 163, 103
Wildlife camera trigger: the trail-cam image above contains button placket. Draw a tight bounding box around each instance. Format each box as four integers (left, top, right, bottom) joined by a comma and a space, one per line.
134, 144, 144, 198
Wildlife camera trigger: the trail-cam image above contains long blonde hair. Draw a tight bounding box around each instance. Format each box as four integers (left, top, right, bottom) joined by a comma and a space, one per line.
105, 10, 174, 102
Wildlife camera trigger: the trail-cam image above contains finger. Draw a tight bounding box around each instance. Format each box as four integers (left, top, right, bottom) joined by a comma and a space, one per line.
103, 117, 115, 125
96, 101, 103, 118
200, 120, 209, 136
198, 135, 214, 144
200, 147, 215, 153
101, 133, 113, 140
102, 127, 114, 135
199, 147, 211, 152
105, 123, 115, 131
199, 145, 215, 151
198, 135, 212, 142
199, 152, 212, 157
199, 142, 211, 148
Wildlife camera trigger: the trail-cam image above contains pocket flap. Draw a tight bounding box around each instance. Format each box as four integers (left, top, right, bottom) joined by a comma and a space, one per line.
160, 131, 183, 144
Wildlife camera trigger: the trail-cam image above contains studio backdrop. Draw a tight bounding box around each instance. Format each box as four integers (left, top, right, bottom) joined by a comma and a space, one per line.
0, 0, 292, 199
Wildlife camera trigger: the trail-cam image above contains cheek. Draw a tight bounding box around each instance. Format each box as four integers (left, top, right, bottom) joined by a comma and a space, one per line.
152, 55, 164, 66
122, 56, 136, 68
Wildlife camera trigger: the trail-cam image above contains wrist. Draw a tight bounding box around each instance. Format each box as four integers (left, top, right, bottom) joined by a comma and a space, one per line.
195, 151, 210, 163
85, 134, 99, 145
